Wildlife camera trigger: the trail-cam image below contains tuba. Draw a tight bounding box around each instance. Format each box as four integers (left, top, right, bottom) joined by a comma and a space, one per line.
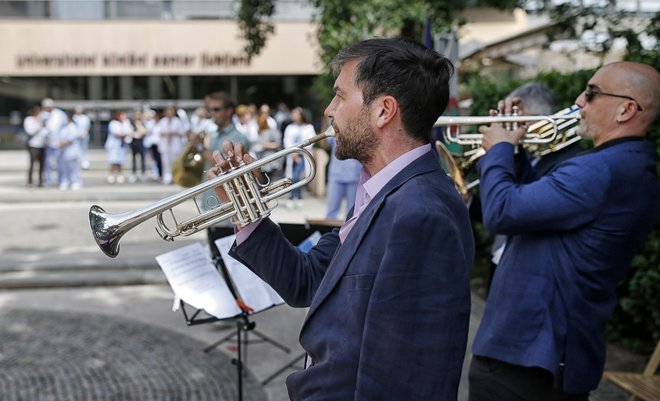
89, 127, 335, 258
434, 106, 581, 195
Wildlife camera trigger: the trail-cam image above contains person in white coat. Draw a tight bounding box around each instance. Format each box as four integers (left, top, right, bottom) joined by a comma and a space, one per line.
57, 114, 84, 190
39, 98, 67, 187
155, 106, 187, 184
105, 111, 134, 184
282, 107, 316, 208
73, 105, 92, 169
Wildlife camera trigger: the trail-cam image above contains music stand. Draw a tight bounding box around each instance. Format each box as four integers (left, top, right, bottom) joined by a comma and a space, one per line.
181, 221, 343, 394
179, 225, 290, 401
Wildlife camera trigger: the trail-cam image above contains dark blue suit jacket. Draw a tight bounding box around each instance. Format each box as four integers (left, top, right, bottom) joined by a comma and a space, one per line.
473, 138, 659, 392
230, 150, 474, 400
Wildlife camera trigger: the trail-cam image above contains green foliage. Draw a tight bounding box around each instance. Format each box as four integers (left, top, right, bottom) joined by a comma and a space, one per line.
534, 70, 596, 109
607, 227, 660, 353
462, 70, 523, 115
622, 12, 660, 176
237, 0, 276, 58
309, 0, 517, 103
606, 13, 660, 352
463, 67, 597, 115
621, 12, 660, 67
540, 0, 624, 61
236, 1, 520, 103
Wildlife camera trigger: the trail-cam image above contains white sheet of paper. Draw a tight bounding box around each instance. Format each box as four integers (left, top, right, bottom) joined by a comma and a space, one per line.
155, 242, 241, 319
215, 235, 284, 313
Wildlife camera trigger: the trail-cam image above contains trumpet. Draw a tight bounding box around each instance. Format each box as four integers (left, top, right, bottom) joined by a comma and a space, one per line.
435, 105, 581, 146
90, 127, 335, 258
433, 106, 582, 196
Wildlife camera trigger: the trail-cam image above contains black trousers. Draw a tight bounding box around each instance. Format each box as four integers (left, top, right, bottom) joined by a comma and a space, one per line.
130, 139, 146, 175
27, 146, 45, 186
150, 144, 163, 178
469, 356, 589, 401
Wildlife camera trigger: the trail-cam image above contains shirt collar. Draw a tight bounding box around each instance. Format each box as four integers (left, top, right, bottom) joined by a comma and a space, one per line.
362, 143, 431, 201
580, 136, 643, 156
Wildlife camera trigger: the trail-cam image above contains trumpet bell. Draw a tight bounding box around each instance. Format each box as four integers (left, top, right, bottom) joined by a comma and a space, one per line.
435, 141, 480, 199
89, 205, 122, 258
436, 141, 467, 197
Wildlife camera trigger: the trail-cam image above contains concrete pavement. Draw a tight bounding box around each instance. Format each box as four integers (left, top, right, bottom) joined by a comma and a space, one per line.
0, 149, 629, 400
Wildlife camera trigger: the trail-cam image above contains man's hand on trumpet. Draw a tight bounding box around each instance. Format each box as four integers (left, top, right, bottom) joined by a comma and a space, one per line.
479, 97, 528, 151
205, 140, 258, 202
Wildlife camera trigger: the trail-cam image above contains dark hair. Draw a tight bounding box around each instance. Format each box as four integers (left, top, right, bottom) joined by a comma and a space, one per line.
28, 105, 40, 116
331, 38, 454, 142
206, 91, 236, 111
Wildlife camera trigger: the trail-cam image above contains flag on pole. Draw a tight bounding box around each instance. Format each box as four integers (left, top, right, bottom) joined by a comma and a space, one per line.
423, 14, 433, 49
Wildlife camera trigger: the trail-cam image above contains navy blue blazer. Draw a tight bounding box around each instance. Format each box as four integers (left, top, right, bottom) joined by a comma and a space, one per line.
230, 150, 474, 400
473, 139, 659, 393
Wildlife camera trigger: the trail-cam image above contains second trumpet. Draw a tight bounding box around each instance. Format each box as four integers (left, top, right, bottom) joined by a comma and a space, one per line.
435, 106, 581, 146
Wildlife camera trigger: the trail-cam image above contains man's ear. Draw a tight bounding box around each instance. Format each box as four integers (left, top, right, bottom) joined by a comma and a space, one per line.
616, 100, 638, 123
374, 95, 398, 129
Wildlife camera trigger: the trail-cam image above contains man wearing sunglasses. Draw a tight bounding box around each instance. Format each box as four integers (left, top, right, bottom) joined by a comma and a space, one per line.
195, 91, 251, 214
469, 61, 659, 401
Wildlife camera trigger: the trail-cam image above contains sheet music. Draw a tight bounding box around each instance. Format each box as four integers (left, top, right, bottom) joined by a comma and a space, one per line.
215, 235, 284, 312
155, 242, 241, 319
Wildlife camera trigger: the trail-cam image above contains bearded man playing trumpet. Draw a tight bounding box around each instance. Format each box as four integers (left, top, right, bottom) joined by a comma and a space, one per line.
208, 38, 474, 400
469, 61, 660, 401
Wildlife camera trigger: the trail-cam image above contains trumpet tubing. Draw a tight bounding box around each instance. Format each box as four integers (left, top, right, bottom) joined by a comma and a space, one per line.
434, 106, 582, 197
90, 127, 335, 258
435, 106, 580, 146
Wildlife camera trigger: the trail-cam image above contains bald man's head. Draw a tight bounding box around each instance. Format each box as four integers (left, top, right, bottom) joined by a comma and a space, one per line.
606, 61, 660, 125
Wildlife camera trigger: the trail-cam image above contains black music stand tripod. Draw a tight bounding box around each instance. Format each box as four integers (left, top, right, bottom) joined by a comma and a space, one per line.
179, 228, 291, 401
201, 250, 291, 354
181, 298, 259, 401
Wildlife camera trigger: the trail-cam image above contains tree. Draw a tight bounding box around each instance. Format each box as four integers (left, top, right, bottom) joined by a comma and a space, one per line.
238, 0, 517, 102
237, 0, 276, 59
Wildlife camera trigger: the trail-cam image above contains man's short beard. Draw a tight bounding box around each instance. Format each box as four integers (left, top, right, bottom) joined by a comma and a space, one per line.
335, 110, 379, 165
577, 119, 595, 141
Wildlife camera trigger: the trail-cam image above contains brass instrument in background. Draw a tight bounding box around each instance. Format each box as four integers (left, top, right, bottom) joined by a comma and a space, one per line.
89, 127, 335, 258
434, 106, 581, 196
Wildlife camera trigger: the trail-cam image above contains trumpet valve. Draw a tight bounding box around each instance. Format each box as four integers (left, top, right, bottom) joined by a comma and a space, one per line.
511, 105, 520, 130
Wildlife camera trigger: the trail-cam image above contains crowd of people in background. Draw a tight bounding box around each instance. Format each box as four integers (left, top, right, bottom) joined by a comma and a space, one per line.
23, 98, 85, 190
22, 96, 364, 215
22, 98, 323, 201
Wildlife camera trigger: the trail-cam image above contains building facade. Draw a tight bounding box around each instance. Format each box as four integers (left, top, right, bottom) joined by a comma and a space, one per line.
0, 0, 322, 146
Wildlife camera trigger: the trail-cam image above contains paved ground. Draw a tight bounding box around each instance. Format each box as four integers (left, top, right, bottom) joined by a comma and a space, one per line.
0, 309, 265, 401
0, 149, 633, 400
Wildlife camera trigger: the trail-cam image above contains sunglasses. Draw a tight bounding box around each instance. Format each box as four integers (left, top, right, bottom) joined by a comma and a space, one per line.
584, 84, 643, 111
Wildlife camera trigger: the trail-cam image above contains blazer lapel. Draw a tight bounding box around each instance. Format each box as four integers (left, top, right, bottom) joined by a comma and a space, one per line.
301, 151, 442, 327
